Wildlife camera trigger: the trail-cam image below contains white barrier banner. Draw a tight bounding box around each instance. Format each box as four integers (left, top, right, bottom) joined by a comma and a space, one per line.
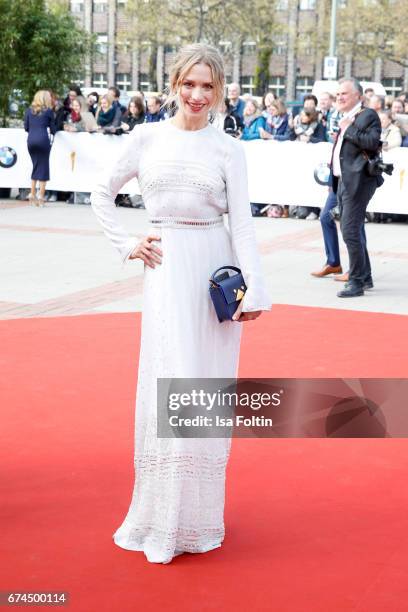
1, 128, 407, 213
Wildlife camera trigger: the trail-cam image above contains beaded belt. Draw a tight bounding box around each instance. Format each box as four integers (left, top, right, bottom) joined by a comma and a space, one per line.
148, 215, 224, 229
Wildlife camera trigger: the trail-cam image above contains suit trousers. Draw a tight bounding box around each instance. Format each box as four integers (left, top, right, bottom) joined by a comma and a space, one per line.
337, 179, 376, 287
321, 188, 368, 269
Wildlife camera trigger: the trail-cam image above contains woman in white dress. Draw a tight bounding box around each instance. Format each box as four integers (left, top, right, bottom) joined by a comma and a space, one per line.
91, 43, 271, 564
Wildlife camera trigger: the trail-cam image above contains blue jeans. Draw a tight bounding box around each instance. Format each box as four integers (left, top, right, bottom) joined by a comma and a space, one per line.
320, 190, 341, 267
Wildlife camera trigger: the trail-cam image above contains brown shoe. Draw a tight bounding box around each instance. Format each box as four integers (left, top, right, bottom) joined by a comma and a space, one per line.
311, 264, 342, 278
334, 272, 349, 282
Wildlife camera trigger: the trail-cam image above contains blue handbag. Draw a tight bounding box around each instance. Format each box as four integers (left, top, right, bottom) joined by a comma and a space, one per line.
209, 266, 247, 322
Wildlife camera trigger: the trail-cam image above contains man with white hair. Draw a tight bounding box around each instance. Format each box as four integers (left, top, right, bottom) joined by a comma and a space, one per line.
330, 77, 383, 298
227, 82, 245, 122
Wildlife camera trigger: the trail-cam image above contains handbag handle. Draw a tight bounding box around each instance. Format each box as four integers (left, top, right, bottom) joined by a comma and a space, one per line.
210, 266, 241, 283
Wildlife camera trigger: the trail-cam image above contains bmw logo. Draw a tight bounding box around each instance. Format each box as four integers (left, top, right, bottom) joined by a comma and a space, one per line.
0, 146, 17, 169
314, 162, 330, 186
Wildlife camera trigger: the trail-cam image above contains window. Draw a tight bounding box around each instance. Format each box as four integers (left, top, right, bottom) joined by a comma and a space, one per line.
240, 76, 255, 96
139, 74, 151, 92
164, 44, 179, 53
298, 34, 314, 56
272, 38, 287, 56
356, 32, 375, 45
219, 41, 232, 54
383, 78, 403, 96
295, 77, 313, 99
73, 75, 85, 87
269, 77, 286, 98
242, 41, 257, 55
300, 0, 316, 9
96, 34, 108, 54
92, 72, 108, 88
117, 40, 130, 54
70, 0, 84, 12
116, 73, 132, 92
93, 0, 107, 13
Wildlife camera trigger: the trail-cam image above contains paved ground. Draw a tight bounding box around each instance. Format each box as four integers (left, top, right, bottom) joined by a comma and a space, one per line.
1, 199, 407, 320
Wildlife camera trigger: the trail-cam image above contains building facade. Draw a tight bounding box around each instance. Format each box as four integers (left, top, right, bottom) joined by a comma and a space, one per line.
69, 0, 408, 99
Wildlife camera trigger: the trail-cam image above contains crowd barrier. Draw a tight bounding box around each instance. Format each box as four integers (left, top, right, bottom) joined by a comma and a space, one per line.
1, 128, 407, 213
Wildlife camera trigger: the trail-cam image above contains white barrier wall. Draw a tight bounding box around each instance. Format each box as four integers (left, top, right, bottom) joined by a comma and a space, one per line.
1, 128, 407, 213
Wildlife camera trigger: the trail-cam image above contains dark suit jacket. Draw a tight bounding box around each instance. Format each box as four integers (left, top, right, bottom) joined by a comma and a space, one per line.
330, 107, 383, 199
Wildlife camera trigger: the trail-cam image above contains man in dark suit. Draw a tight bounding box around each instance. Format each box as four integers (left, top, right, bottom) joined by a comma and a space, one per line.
331, 77, 383, 297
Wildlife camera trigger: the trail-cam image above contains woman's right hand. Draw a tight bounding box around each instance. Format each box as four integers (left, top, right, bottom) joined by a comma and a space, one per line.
128, 235, 162, 268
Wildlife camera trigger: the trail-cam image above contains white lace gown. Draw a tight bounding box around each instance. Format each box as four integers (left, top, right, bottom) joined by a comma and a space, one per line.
91, 120, 271, 564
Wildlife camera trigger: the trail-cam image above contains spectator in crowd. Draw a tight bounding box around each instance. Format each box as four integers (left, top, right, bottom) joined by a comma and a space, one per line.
240, 98, 265, 140
227, 82, 245, 122
261, 91, 277, 111
49, 90, 68, 132
108, 86, 127, 114
318, 92, 335, 140
134, 90, 147, 109
391, 98, 405, 116
303, 94, 318, 112
379, 110, 402, 150
259, 98, 289, 140
289, 109, 326, 143
290, 108, 325, 220
212, 97, 243, 136
384, 95, 394, 110
121, 96, 146, 131
63, 96, 98, 132
145, 96, 166, 122
24, 90, 56, 207
368, 95, 384, 113
364, 87, 375, 100
326, 101, 342, 143
96, 93, 122, 133
390, 97, 408, 144
87, 92, 99, 116
63, 84, 82, 114
397, 91, 408, 112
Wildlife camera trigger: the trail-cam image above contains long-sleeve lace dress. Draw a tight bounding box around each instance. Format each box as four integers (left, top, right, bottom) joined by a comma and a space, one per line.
91, 120, 271, 564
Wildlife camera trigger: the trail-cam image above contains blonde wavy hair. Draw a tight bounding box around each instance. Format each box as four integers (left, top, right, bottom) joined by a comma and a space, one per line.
165, 43, 225, 113
31, 90, 52, 114
96, 93, 114, 119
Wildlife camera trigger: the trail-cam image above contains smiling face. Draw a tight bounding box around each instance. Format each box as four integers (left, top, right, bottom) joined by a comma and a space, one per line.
100, 97, 109, 112
336, 80, 361, 113
244, 100, 256, 116
228, 83, 240, 102
177, 62, 216, 120
391, 99, 404, 115
319, 93, 332, 112
266, 100, 277, 116
72, 99, 81, 114
147, 97, 160, 114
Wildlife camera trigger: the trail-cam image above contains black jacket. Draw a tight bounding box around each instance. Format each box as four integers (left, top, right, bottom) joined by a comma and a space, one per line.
331, 107, 383, 198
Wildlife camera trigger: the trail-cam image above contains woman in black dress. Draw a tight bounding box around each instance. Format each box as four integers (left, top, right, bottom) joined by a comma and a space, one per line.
24, 90, 56, 207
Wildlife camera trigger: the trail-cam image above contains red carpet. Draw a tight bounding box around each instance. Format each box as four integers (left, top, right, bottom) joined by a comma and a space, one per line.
2, 305, 408, 612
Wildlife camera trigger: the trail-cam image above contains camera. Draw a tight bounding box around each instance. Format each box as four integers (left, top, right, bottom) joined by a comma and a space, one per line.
366, 156, 394, 177
377, 161, 394, 176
